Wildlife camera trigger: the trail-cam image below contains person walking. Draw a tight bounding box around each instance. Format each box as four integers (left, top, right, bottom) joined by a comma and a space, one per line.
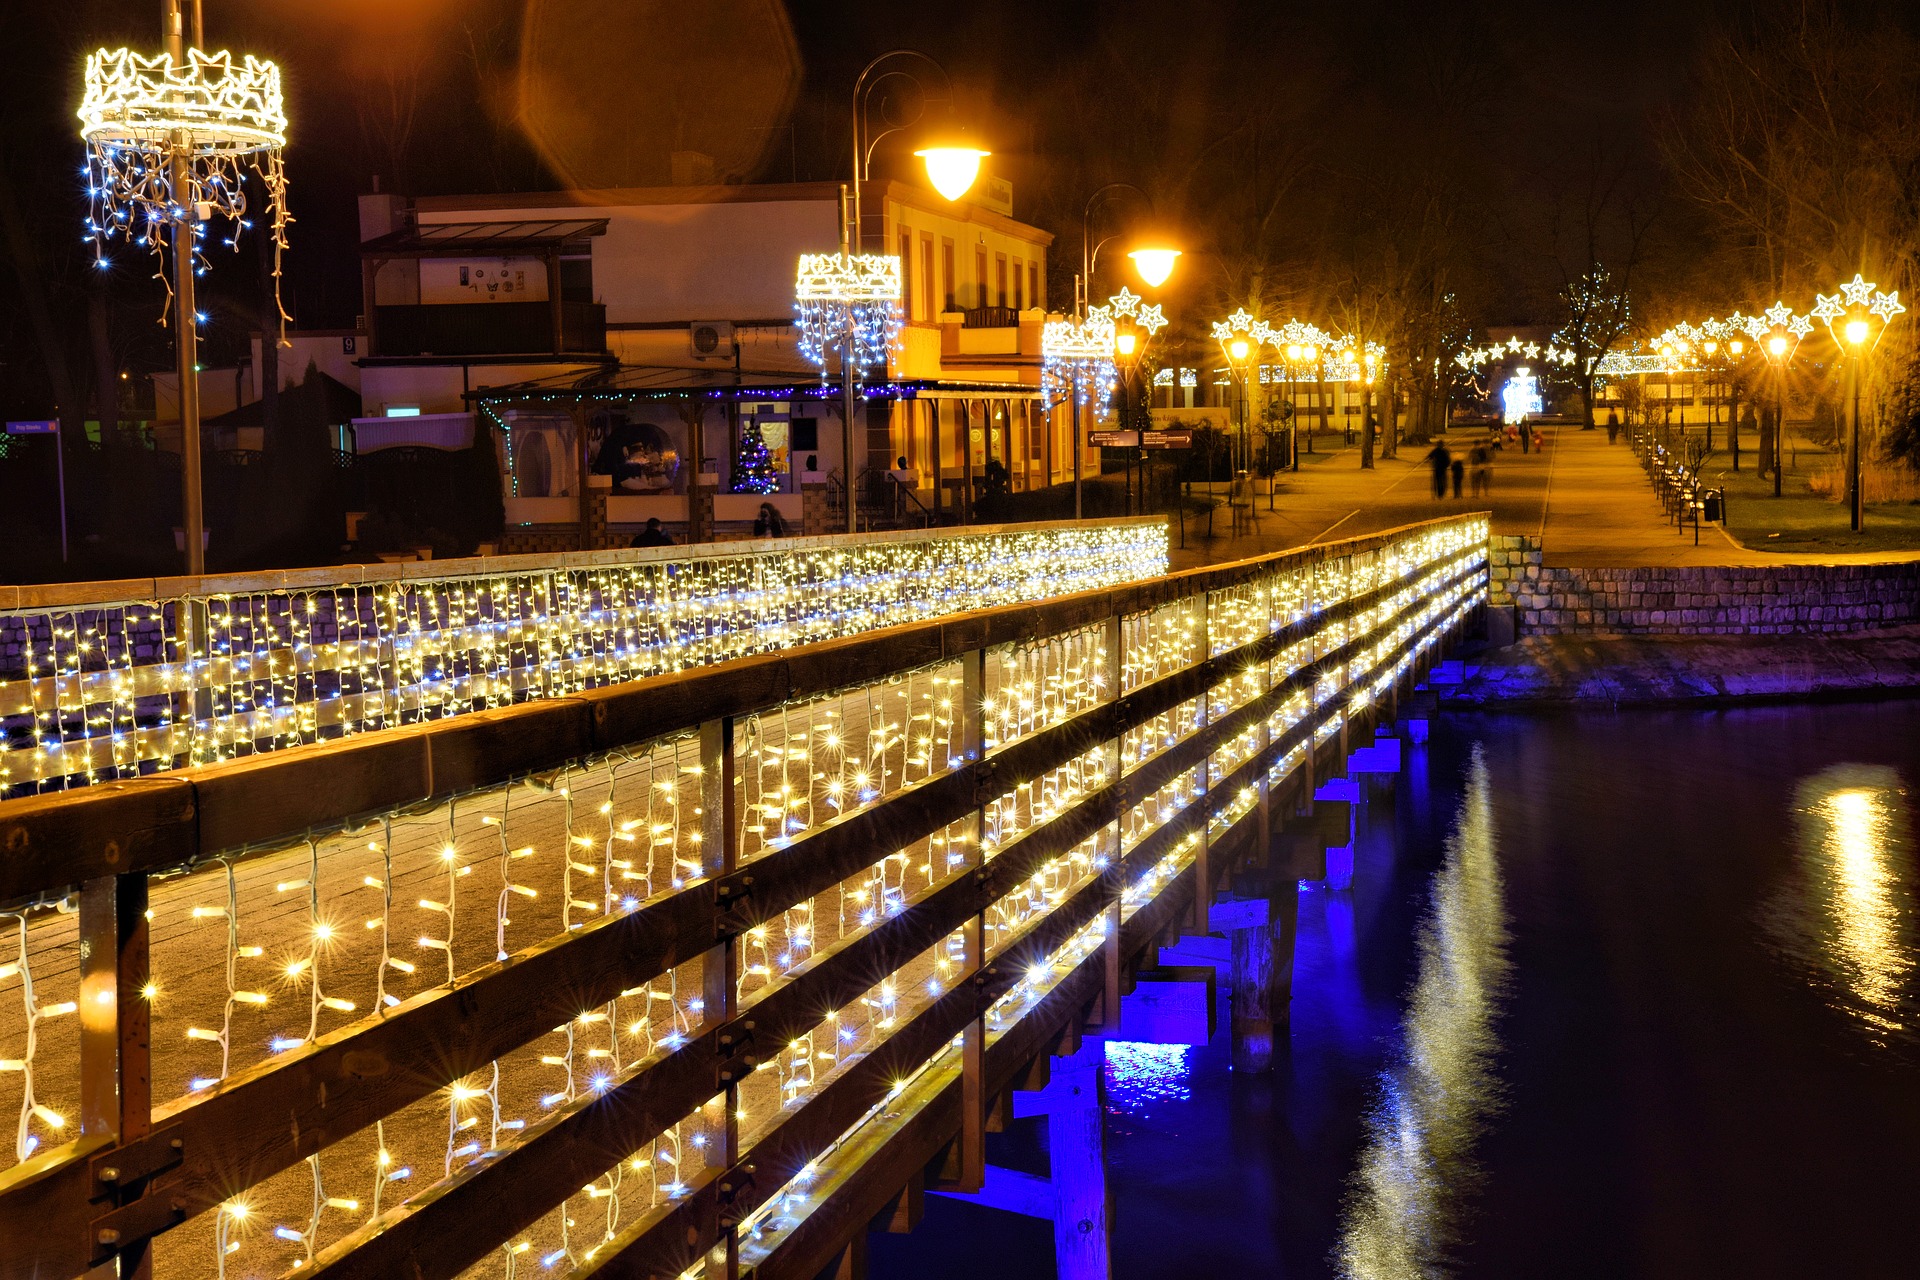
1518, 415, 1531, 454
1606, 408, 1620, 445
1469, 442, 1491, 497
1450, 455, 1465, 498
1425, 440, 1452, 500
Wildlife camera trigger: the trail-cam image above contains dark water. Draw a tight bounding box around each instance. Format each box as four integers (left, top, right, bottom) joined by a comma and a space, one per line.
871, 702, 1920, 1279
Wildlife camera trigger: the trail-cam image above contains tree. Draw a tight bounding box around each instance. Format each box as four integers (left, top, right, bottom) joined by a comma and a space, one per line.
729, 420, 778, 494
1553, 266, 1636, 430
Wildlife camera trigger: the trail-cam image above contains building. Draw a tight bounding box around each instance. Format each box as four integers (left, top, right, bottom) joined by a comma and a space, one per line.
346, 180, 1063, 548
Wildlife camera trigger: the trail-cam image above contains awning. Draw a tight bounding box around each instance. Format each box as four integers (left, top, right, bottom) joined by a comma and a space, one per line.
360, 219, 610, 258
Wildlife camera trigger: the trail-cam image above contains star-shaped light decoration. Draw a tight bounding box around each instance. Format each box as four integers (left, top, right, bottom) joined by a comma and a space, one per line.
1506, 336, 1522, 353
1109, 287, 1144, 319
1788, 313, 1813, 339
1840, 273, 1877, 307
1522, 342, 1540, 359
1811, 292, 1844, 323
1136, 301, 1168, 337
1763, 301, 1793, 328
1869, 289, 1906, 323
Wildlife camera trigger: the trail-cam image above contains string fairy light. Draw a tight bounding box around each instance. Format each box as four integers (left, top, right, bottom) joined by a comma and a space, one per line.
0, 525, 1165, 797
0, 517, 1487, 1276
793, 252, 903, 376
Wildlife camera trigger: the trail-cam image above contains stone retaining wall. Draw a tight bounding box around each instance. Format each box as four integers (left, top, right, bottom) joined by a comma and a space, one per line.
1488, 534, 1920, 635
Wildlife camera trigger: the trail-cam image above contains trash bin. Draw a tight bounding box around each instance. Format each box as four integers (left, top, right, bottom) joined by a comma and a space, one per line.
1702, 490, 1723, 522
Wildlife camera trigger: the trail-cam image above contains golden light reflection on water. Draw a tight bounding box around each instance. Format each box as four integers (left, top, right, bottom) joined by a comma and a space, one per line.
1337, 748, 1511, 1280
1793, 768, 1916, 1036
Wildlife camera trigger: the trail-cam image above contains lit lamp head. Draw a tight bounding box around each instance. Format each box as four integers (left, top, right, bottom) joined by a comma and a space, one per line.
1730, 337, 1745, 357
1285, 342, 1303, 362
1127, 244, 1182, 289
1767, 333, 1789, 360
914, 133, 991, 202
1704, 339, 1718, 357
1843, 315, 1872, 349
1304, 343, 1320, 362
1228, 336, 1250, 363
1113, 316, 1142, 365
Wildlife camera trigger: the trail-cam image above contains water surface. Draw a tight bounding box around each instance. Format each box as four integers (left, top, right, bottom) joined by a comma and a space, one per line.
872, 702, 1920, 1278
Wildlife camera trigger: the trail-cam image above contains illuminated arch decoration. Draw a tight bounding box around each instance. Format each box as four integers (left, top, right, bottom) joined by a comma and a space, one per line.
79, 47, 291, 328
793, 252, 904, 376
1453, 335, 1578, 373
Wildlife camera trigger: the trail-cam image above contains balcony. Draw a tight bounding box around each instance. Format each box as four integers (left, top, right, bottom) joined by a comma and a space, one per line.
371, 301, 606, 359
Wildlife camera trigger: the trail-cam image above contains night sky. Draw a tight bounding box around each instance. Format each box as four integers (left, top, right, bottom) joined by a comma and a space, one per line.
2, 0, 1722, 399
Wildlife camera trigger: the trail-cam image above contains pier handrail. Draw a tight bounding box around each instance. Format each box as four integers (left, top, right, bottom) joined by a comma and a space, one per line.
0, 514, 1488, 1280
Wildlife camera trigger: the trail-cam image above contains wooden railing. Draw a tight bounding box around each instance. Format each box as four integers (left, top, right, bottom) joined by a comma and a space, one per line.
0, 514, 1488, 1280
0, 520, 1166, 798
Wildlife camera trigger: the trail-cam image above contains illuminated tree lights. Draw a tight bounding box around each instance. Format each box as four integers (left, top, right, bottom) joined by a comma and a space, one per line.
793, 252, 904, 376
729, 420, 779, 495
78, 46, 291, 327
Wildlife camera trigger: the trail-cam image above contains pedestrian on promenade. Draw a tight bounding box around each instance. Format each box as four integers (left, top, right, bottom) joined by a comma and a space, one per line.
1469, 442, 1491, 497
1450, 456, 1465, 498
1606, 408, 1620, 445
1518, 416, 1531, 454
1426, 441, 1452, 500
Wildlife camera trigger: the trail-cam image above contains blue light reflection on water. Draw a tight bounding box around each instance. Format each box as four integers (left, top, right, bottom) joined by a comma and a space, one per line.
1102, 1041, 1193, 1115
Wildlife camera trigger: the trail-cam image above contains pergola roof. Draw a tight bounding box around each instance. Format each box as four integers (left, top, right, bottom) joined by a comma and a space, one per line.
361, 218, 610, 258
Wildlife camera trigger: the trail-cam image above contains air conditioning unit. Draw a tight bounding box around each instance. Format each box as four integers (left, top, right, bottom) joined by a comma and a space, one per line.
689, 321, 734, 361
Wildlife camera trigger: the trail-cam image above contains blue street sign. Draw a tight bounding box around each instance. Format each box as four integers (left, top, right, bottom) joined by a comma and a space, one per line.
6, 419, 58, 435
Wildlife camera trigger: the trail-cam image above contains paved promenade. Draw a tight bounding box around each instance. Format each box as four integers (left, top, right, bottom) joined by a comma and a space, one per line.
1166, 425, 1920, 571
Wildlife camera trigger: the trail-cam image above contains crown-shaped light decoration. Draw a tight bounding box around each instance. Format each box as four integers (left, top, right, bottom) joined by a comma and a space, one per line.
794, 252, 904, 377
1043, 290, 1164, 405
79, 47, 291, 328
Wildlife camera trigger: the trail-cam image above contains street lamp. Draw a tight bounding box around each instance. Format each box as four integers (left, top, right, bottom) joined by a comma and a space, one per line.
1210, 310, 1267, 479
812, 51, 982, 533
1815, 273, 1906, 532
1080, 184, 1180, 313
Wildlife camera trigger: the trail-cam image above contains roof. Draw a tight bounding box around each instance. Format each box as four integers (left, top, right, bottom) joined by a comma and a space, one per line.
467, 363, 1044, 404
361, 218, 610, 257
204, 370, 363, 427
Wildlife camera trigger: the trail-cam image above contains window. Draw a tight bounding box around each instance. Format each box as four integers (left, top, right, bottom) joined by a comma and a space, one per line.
996, 254, 1008, 308
975, 247, 988, 308
942, 239, 956, 312
1013, 258, 1023, 310
899, 228, 914, 319
1028, 261, 1040, 310
921, 234, 936, 322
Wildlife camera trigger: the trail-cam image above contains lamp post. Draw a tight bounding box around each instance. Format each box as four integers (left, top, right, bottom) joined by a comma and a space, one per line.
815, 51, 984, 533
1114, 314, 1142, 514
1078, 183, 1181, 315
1815, 274, 1905, 533
80, 1, 289, 574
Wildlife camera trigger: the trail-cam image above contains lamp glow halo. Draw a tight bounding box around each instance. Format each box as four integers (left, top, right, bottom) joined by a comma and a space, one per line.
79, 47, 292, 329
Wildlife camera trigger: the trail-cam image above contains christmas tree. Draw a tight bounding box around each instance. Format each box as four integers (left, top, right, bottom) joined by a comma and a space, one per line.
729, 420, 779, 494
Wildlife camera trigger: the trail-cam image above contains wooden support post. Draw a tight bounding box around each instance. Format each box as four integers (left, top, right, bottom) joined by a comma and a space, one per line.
1229, 870, 1300, 1073
1047, 1045, 1110, 1280
958, 649, 988, 1192
79, 872, 153, 1280
700, 717, 740, 1279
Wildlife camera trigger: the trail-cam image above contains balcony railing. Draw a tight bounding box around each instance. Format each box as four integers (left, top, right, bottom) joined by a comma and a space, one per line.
371, 301, 607, 358
0, 514, 1487, 1280
961, 306, 1020, 330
